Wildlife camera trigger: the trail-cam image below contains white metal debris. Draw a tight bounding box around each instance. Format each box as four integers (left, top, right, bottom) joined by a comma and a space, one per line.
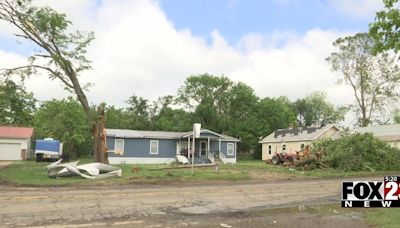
176, 155, 189, 164
47, 159, 122, 179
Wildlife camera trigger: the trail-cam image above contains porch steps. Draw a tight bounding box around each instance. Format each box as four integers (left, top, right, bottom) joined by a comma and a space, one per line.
190, 157, 211, 164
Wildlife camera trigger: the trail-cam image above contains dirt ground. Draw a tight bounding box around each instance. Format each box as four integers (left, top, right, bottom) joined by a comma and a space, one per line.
0, 161, 14, 169
0, 177, 377, 227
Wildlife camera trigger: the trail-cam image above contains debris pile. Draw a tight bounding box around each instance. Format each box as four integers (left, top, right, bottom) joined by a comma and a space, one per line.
270, 145, 327, 170
47, 159, 122, 179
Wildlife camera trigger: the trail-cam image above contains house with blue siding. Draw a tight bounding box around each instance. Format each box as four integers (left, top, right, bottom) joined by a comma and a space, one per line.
106, 128, 239, 164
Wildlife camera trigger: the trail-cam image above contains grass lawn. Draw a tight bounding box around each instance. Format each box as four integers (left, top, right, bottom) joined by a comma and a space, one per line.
366, 208, 400, 228
258, 203, 400, 228
0, 159, 394, 186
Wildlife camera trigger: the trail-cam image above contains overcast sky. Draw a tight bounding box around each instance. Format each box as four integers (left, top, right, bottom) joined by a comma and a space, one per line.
0, 0, 383, 113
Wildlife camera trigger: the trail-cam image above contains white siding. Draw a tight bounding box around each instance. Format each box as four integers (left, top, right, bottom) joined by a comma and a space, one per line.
0, 138, 29, 160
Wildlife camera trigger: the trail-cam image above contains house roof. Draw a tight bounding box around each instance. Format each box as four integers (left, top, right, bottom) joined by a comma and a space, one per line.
259, 124, 339, 143
355, 124, 400, 141
106, 129, 183, 139
0, 126, 34, 139
181, 129, 240, 142
105, 128, 240, 141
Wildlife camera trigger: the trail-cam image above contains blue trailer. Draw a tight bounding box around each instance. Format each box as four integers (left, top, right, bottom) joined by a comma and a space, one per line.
35, 139, 63, 162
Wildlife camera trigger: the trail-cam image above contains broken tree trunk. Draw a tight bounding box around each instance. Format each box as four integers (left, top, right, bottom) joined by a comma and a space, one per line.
92, 105, 109, 164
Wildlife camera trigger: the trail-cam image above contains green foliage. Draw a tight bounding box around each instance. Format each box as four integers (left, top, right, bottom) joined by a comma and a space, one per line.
367, 207, 400, 228
294, 91, 347, 126
257, 96, 296, 133
177, 74, 234, 130
125, 95, 152, 130
313, 133, 400, 171
33, 98, 91, 158
0, 79, 36, 126
369, 0, 400, 53
104, 105, 128, 129
152, 108, 192, 132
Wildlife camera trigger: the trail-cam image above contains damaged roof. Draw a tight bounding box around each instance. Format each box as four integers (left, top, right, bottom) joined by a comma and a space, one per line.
259, 124, 339, 143
106, 128, 240, 141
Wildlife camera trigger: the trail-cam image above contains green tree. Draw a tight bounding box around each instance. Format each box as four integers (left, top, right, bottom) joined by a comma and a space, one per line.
104, 105, 128, 129
153, 108, 192, 132
369, 0, 400, 53
257, 96, 297, 134
177, 74, 233, 131
0, 79, 36, 126
33, 98, 91, 159
326, 33, 400, 127
254, 96, 297, 159
0, 0, 107, 163
224, 82, 260, 152
149, 95, 192, 132
294, 91, 347, 126
125, 95, 152, 130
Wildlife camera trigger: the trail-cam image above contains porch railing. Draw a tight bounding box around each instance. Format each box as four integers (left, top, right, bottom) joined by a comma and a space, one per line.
207, 150, 215, 164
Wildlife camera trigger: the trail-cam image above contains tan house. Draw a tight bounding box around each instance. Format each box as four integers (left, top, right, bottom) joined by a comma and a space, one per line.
355, 124, 400, 149
259, 124, 340, 161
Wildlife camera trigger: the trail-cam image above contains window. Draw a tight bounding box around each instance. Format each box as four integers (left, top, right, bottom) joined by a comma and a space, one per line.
300, 144, 305, 150
114, 139, 124, 155
268, 145, 272, 154
227, 143, 234, 156
150, 140, 159, 155
282, 144, 286, 151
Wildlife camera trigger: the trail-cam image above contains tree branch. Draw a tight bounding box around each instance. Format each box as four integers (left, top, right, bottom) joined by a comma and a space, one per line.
1, 64, 74, 89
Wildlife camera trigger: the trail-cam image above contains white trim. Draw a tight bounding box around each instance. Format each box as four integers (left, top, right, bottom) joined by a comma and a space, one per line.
227, 143, 234, 156
150, 140, 159, 155
176, 140, 180, 155
181, 129, 240, 142
234, 142, 237, 160
109, 157, 175, 164
221, 157, 236, 164
34, 150, 59, 155
114, 138, 125, 155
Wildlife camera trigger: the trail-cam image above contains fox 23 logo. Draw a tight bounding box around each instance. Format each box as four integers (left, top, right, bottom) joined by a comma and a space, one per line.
341, 176, 400, 208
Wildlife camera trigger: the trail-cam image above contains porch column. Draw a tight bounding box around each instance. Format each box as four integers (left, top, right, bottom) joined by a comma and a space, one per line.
207, 137, 210, 152
188, 137, 190, 158
219, 138, 221, 152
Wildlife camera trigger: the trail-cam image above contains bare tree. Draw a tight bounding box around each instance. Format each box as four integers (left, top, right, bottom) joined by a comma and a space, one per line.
327, 33, 400, 127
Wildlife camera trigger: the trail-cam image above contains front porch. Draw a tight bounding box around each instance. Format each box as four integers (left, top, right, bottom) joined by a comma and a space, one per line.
176, 129, 238, 164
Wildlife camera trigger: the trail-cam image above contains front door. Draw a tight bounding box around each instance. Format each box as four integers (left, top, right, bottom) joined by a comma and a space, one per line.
200, 141, 207, 156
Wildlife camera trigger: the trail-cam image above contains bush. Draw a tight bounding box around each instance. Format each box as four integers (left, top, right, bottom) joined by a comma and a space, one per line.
312, 133, 400, 171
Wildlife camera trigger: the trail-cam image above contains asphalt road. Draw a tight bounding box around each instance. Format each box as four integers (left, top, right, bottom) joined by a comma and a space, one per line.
0, 178, 372, 227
